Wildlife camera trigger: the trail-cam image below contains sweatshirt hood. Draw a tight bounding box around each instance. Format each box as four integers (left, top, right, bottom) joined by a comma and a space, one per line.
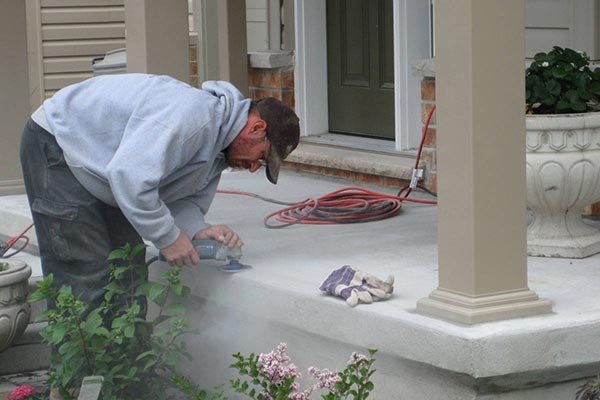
201, 81, 252, 149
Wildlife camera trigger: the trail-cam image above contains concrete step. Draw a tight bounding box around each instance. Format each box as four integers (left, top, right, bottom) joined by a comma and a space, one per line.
284, 141, 419, 188
0, 322, 49, 375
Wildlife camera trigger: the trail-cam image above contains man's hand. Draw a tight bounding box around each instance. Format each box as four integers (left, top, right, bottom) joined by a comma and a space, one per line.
160, 232, 200, 267
194, 224, 243, 248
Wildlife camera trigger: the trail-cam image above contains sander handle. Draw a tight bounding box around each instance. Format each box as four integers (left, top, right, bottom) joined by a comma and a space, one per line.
158, 239, 241, 262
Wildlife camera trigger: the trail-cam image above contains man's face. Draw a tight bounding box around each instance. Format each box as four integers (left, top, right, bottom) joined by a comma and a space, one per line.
226, 115, 271, 173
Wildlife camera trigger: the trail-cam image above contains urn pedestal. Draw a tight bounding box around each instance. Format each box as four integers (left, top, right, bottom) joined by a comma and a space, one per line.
0, 259, 32, 352
526, 112, 600, 258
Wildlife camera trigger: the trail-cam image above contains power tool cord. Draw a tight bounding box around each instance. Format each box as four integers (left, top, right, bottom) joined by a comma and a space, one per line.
398, 104, 437, 198
218, 105, 438, 229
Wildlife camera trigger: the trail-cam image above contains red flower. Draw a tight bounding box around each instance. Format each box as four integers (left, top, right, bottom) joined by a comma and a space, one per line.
6, 385, 36, 400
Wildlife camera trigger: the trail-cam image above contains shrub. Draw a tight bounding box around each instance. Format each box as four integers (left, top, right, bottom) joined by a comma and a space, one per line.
29, 243, 196, 400
173, 343, 378, 400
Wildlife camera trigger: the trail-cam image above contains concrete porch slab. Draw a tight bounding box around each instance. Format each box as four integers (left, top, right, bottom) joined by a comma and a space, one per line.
1, 168, 600, 399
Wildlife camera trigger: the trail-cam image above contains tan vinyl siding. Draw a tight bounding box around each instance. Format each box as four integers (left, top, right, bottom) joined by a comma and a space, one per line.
42, 23, 125, 40
36, 0, 125, 98
525, 0, 599, 59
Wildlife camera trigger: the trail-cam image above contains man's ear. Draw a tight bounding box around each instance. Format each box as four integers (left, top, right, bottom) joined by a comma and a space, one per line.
250, 118, 267, 137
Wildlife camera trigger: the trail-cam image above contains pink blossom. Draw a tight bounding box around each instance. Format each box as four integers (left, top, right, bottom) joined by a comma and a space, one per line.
7, 385, 36, 400
308, 366, 342, 391
348, 352, 368, 365
289, 388, 313, 400
258, 342, 301, 384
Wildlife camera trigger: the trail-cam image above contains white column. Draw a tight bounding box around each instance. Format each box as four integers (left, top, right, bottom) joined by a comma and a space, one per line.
217, 0, 248, 96
125, 0, 190, 83
417, 0, 552, 324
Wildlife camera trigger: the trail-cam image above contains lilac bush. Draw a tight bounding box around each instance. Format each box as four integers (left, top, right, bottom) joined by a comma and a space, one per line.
174, 343, 378, 400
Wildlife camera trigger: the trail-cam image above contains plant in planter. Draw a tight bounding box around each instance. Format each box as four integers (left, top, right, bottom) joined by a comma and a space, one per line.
525, 46, 600, 258
29, 243, 196, 399
0, 259, 32, 352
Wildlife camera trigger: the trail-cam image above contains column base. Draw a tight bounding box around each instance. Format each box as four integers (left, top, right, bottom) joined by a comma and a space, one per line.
416, 288, 552, 324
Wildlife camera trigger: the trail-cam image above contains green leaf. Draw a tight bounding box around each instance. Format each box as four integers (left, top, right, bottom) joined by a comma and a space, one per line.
135, 350, 157, 361
130, 242, 148, 259
546, 80, 561, 96
590, 81, 600, 93
171, 283, 184, 296
123, 325, 135, 338
103, 281, 126, 295
566, 89, 580, 104
572, 101, 588, 112
28, 289, 50, 302
552, 66, 568, 78
33, 310, 53, 322
533, 52, 548, 63
83, 309, 103, 335
541, 95, 556, 106
181, 286, 192, 298
149, 284, 168, 305
52, 324, 68, 343
556, 99, 571, 111
163, 302, 185, 315
111, 316, 128, 329
108, 248, 128, 261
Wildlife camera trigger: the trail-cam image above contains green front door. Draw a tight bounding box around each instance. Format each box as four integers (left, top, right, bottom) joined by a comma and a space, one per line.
327, 0, 395, 139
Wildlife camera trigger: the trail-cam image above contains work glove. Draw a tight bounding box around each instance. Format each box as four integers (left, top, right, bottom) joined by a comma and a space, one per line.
319, 265, 394, 307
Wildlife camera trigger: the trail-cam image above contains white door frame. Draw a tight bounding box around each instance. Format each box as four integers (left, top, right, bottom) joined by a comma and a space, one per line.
294, 0, 431, 150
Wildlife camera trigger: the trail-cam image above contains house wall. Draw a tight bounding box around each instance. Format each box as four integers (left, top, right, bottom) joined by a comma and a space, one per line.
0, 1, 30, 195
26, 0, 126, 108
246, 0, 271, 51
25, 0, 288, 108
525, 0, 600, 59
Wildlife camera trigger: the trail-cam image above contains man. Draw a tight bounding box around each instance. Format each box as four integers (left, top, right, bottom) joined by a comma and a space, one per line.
20, 73, 300, 310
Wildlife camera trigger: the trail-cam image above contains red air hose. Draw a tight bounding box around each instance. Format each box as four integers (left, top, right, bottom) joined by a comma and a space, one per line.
1, 223, 34, 258
218, 104, 438, 228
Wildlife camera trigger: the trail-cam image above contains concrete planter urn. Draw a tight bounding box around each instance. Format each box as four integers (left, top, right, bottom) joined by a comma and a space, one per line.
0, 259, 31, 352
526, 112, 600, 258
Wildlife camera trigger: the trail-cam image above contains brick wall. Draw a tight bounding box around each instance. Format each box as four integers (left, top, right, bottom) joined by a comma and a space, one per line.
248, 67, 295, 108
187, 45, 295, 109
189, 44, 198, 88
416, 76, 600, 211
420, 78, 437, 194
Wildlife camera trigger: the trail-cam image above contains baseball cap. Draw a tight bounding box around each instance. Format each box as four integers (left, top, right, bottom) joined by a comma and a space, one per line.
254, 97, 300, 184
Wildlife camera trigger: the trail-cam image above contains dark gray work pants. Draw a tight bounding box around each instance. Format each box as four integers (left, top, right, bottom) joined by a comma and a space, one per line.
20, 119, 146, 312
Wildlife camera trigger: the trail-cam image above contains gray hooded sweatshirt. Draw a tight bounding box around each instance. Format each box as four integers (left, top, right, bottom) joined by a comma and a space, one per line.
34, 74, 251, 250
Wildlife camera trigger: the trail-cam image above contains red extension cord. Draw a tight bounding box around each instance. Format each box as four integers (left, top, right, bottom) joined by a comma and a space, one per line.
0, 222, 33, 258
3, 106, 437, 247
217, 105, 438, 229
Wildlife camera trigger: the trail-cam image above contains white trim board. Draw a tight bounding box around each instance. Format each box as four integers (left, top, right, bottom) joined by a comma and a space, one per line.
295, 0, 431, 151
